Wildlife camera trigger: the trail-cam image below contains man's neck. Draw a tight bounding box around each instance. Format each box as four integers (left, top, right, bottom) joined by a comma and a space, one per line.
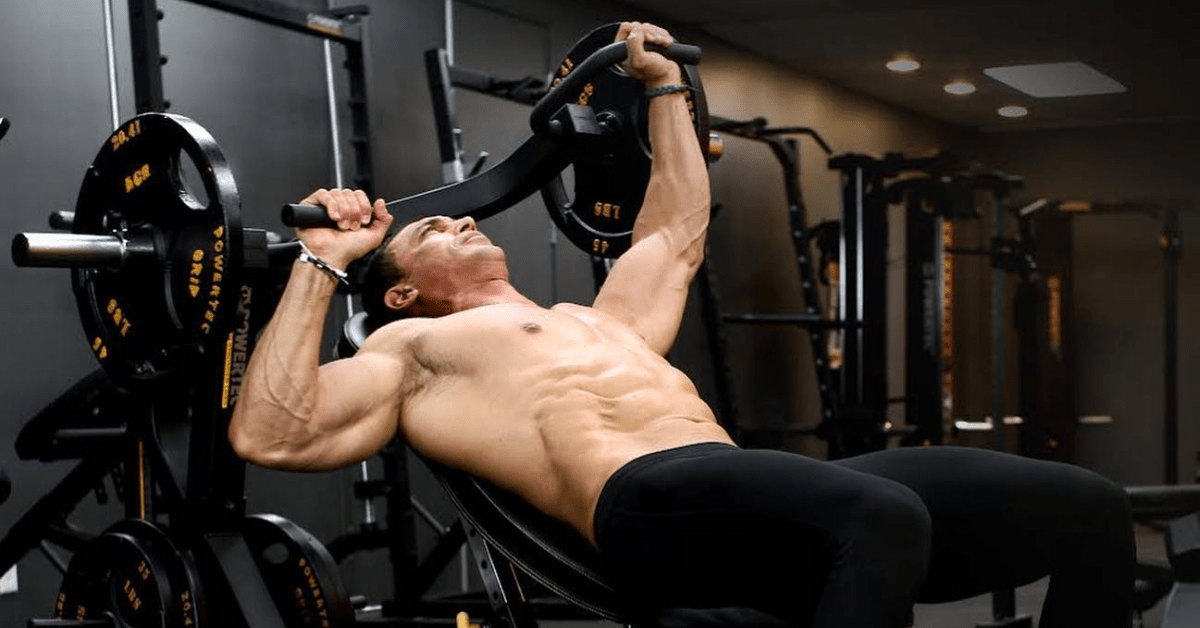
448, 279, 536, 314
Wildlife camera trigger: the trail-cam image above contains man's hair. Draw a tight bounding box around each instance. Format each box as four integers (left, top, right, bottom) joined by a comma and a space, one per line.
360, 231, 408, 325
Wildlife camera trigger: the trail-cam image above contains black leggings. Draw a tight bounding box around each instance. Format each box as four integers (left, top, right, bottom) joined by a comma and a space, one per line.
593, 443, 1133, 628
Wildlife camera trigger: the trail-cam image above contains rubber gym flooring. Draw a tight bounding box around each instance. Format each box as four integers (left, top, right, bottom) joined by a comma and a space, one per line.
536, 524, 1167, 627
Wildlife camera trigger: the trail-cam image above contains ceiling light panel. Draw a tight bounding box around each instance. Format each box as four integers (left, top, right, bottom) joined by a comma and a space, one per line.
886, 58, 920, 73
983, 61, 1126, 97
944, 81, 976, 95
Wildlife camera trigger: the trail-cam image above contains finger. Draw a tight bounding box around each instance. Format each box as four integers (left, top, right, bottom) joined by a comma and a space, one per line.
331, 188, 350, 230
615, 21, 635, 42
309, 188, 340, 224
371, 198, 392, 231
325, 188, 344, 230
345, 190, 363, 231
645, 25, 674, 47
299, 188, 327, 206
334, 188, 357, 231
354, 189, 373, 226
625, 25, 646, 62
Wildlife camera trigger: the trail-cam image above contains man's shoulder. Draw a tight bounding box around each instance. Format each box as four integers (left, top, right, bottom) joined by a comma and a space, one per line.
360, 317, 434, 352
550, 301, 605, 321
551, 301, 634, 334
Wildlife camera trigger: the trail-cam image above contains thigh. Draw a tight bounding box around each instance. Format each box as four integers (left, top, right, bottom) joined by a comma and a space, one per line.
597, 447, 909, 619
832, 446, 1098, 602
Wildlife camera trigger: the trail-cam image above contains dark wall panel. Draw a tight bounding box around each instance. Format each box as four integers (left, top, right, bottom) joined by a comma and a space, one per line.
969, 122, 1200, 485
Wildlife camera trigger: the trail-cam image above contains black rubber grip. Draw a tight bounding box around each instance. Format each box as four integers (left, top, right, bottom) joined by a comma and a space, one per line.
281, 203, 337, 229
651, 42, 701, 66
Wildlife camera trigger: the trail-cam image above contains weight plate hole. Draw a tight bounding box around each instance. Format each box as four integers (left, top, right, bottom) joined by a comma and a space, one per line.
175, 148, 211, 211
260, 542, 290, 565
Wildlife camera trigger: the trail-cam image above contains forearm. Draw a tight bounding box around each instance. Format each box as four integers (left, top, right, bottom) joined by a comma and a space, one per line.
228, 260, 339, 464
634, 76, 711, 267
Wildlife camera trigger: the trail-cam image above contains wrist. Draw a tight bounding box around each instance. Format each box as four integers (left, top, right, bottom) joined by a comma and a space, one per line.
299, 242, 354, 271
297, 243, 351, 286
644, 69, 683, 90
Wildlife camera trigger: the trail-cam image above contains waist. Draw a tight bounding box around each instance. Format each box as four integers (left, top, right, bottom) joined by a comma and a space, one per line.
592, 442, 739, 548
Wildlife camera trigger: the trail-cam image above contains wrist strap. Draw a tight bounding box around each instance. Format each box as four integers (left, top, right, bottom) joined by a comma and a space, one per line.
297, 242, 349, 286
645, 84, 692, 99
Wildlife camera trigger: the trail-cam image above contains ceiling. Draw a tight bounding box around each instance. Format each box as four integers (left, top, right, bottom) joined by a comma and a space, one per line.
621, 0, 1200, 132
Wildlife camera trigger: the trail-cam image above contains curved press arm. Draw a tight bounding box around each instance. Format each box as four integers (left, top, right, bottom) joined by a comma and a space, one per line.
284, 38, 702, 232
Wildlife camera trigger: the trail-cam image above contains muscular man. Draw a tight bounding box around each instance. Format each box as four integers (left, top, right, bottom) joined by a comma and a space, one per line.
230, 22, 1133, 628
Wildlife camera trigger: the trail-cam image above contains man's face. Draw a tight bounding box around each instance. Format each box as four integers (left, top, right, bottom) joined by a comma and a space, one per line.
388, 215, 508, 296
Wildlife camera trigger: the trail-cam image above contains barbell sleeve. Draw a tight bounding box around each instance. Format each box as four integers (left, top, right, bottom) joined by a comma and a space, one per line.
281, 203, 338, 229
11, 233, 152, 268
530, 40, 701, 136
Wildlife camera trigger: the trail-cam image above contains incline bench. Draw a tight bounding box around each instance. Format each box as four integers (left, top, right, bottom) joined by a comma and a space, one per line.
340, 311, 1200, 628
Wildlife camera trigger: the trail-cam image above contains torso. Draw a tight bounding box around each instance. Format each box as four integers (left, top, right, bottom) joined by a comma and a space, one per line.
370, 302, 733, 545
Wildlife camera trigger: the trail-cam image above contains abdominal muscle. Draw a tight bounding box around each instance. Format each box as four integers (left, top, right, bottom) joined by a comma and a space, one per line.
394, 302, 735, 546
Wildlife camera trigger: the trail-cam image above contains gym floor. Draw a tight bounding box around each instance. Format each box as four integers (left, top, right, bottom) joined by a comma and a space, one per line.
533, 524, 1167, 628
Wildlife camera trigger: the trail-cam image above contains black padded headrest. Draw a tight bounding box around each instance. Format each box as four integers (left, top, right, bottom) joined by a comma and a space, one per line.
336, 311, 374, 359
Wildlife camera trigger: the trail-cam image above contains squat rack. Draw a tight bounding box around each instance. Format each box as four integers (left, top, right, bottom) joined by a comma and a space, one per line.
124, 0, 376, 196
702, 116, 837, 448
121, 0, 419, 612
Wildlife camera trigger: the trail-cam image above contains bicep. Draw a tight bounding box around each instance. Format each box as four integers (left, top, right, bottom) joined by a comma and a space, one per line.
592, 231, 695, 354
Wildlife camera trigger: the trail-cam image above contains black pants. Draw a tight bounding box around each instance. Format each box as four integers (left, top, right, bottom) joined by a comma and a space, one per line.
593, 443, 1134, 628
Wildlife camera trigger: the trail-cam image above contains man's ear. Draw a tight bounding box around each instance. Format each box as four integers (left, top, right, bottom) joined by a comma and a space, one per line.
385, 283, 417, 313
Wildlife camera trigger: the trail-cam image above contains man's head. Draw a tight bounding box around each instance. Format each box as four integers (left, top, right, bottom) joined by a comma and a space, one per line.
360, 215, 509, 323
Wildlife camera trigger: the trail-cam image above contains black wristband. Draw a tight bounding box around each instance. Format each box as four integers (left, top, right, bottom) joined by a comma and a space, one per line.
645, 84, 692, 99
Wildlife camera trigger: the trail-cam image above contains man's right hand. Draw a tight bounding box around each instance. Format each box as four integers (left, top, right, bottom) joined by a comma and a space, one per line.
616, 22, 682, 89
295, 188, 392, 269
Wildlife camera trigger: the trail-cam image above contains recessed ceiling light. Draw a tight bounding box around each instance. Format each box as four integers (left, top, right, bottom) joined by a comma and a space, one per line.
886, 58, 920, 73
998, 105, 1029, 118
984, 61, 1126, 98
944, 81, 976, 95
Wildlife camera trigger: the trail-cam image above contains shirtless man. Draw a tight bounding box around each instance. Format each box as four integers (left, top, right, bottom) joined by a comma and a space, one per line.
230, 22, 1133, 628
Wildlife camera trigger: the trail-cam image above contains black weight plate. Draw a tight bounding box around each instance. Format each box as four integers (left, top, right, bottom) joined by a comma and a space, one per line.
54, 519, 204, 628
72, 113, 242, 384
242, 514, 354, 628
54, 538, 105, 623
541, 23, 709, 258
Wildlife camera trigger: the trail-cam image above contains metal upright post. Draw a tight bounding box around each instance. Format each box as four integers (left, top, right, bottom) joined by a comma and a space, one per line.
980, 197, 1032, 628
903, 183, 946, 446
991, 200, 1007, 454
339, 14, 375, 197
128, 0, 167, 113
696, 254, 742, 441
102, 0, 122, 128
1164, 208, 1181, 484
772, 138, 841, 441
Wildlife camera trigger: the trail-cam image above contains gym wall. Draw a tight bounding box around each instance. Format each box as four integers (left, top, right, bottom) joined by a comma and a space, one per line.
967, 124, 1200, 486
0, 0, 1064, 618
